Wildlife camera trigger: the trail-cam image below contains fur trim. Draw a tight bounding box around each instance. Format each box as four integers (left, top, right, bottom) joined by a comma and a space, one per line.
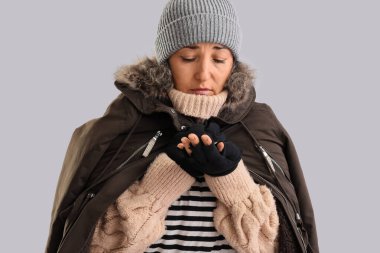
223, 60, 256, 113
114, 57, 174, 102
114, 56, 256, 114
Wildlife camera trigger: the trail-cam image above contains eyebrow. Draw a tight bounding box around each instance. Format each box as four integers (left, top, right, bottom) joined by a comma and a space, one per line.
184, 45, 227, 50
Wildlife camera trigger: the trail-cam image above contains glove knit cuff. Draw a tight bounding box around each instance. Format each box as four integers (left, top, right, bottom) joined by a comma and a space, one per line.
205, 160, 258, 206
140, 153, 195, 207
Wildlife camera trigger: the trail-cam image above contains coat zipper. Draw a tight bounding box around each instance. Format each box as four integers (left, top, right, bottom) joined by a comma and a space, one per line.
256, 144, 307, 251
239, 121, 307, 251
142, 131, 163, 157
57, 130, 162, 252
247, 168, 307, 252
258, 145, 285, 176
258, 144, 303, 214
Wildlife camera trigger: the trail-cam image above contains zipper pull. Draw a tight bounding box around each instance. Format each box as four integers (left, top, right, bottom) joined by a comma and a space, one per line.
87, 192, 95, 199
296, 212, 303, 226
259, 145, 276, 174
295, 213, 307, 251
142, 131, 163, 157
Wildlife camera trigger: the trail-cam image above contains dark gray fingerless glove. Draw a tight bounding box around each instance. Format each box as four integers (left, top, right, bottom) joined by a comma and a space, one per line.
189, 136, 241, 177
187, 121, 241, 176
166, 122, 241, 177
165, 124, 205, 178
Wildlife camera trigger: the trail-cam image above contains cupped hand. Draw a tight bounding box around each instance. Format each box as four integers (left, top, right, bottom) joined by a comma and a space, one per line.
177, 133, 224, 155
177, 121, 241, 177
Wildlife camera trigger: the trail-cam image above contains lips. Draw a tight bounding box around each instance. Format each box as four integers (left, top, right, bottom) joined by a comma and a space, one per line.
190, 88, 212, 95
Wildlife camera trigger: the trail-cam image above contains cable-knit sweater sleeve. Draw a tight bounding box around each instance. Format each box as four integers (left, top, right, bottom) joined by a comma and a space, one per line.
205, 160, 279, 253
90, 153, 195, 253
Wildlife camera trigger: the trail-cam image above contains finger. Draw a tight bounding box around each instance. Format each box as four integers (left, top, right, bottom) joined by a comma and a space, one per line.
201, 134, 213, 146
188, 133, 200, 146
217, 142, 224, 152
177, 143, 184, 149
181, 137, 192, 155
184, 147, 192, 155
181, 137, 190, 147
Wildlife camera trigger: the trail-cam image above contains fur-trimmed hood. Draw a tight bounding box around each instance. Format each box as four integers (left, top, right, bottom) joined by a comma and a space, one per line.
113, 56, 257, 123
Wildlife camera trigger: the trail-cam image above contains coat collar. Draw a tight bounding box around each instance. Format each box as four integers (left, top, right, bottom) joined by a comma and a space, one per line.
114, 56, 257, 124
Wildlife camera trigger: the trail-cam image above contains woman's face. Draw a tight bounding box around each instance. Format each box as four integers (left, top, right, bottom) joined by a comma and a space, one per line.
168, 42, 234, 96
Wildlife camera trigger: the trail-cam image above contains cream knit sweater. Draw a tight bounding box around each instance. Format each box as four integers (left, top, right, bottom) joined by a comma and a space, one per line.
90, 89, 279, 253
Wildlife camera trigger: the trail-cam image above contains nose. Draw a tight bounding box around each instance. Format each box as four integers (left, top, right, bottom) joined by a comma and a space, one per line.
195, 58, 211, 82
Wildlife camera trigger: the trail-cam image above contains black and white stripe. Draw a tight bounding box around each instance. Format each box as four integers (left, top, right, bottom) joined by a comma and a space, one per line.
145, 178, 236, 252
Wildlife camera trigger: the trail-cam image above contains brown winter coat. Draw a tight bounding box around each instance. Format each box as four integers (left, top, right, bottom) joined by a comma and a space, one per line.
46, 57, 319, 252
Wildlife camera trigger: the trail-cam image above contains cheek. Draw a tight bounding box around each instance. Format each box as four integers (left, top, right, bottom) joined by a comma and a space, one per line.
216, 67, 233, 88
172, 67, 189, 91
215, 80, 226, 93
172, 65, 192, 91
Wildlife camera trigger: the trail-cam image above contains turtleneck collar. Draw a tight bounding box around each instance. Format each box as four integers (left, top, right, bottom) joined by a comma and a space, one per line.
168, 89, 228, 120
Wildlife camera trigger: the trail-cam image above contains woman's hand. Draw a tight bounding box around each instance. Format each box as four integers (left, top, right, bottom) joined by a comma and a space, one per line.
165, 124, 205, 178
166, 122, 241, 177
177, 133, 224, 154
179, 122, 242, 177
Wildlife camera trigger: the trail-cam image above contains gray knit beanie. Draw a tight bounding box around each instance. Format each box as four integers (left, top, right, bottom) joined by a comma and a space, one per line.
155, 0, 242, 64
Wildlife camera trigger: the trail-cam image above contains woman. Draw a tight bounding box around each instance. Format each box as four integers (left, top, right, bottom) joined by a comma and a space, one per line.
46, 0, 319, 252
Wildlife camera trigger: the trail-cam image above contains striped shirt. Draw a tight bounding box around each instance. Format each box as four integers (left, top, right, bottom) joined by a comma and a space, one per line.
145, 177, 236, 253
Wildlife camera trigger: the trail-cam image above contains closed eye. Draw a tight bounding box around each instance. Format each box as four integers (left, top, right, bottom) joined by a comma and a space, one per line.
213, 59, 226, 63
181, 57, 195, 62
181, 57, 226, 64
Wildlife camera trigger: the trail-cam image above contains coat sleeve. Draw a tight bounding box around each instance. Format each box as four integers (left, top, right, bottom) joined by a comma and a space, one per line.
46, 94, 138, 253
266, 105, 319, 253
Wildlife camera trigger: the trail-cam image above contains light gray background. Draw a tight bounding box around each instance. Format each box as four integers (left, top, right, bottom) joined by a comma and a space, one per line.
1, 0, 379, 252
